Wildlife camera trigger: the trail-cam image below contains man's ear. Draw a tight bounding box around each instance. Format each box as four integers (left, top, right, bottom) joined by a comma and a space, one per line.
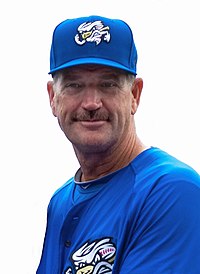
47, 81, 57, 117
131, 78, 143, 115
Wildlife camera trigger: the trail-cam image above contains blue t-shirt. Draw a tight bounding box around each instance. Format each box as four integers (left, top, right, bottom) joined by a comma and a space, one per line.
37, 147, 200, 274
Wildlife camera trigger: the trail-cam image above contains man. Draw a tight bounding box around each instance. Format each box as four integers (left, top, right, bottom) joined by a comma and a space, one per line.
37, 15, 200, 274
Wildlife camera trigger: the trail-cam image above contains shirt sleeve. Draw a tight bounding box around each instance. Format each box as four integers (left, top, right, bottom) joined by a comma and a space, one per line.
119, 170, 200, 274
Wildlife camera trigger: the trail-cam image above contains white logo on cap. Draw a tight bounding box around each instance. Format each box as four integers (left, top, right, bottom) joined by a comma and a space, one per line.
75, 20, 111, 45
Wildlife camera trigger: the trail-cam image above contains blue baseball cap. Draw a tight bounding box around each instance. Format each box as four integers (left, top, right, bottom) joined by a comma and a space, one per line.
49, 15, 137, 75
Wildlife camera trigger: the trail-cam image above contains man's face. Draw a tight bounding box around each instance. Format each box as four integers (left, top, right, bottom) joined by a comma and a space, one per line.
48, 65, 141, 154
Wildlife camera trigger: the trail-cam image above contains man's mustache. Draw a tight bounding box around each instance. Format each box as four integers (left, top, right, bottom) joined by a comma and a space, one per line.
72, 110, 109, 121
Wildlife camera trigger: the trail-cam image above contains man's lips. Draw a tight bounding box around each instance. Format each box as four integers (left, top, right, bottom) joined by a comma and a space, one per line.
78, 120, 108, 129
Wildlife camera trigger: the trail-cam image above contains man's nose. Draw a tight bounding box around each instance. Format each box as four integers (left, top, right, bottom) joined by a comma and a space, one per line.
81, 88, 103, 111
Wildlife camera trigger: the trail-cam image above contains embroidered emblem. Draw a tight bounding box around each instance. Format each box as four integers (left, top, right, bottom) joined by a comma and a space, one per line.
75, 20, 111, 45
65, 237, 116, 274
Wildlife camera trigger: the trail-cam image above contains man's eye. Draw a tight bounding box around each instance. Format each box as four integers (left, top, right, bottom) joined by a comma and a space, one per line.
101, 82, 117, 88
65, 83, 81, 88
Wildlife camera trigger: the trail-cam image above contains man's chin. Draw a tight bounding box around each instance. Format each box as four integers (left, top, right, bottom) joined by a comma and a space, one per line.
72, 139, 115, 155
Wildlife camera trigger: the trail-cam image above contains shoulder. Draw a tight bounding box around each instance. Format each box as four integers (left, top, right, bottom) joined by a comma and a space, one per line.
137, 149, 200, 219
45, 177, 75, 219
133, 150, 200, 237
48, 177, 74, 208
52, 177, 74, 197
129, 147, 200, 209
132, 147, 199, 185
153, 149, 200, 192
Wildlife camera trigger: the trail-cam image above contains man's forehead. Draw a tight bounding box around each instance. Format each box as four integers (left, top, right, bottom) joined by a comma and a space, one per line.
58, 64, 127, 77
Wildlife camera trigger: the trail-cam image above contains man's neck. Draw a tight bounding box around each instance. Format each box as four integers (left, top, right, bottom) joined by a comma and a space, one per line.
74, 135, 147, 182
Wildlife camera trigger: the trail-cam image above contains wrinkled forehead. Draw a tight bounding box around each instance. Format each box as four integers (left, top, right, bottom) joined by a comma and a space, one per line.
53, 64, 129, 80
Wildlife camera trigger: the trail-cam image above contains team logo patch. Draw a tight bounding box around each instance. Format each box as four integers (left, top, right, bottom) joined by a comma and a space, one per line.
65, 237, 116, 274
74, 20, 111, 45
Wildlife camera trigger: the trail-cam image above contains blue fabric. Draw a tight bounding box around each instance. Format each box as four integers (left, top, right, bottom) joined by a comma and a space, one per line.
49, 15, 137, 75
37, 147, 200, 274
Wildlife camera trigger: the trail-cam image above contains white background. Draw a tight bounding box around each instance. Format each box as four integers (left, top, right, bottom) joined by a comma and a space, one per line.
0, 0, 199, 273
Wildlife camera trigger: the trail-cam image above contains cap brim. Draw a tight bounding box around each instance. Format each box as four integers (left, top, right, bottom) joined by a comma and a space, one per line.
49, 58, 137, 75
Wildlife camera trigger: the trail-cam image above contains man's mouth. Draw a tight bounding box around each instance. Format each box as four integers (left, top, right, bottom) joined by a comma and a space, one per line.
78, 119, 108, 129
